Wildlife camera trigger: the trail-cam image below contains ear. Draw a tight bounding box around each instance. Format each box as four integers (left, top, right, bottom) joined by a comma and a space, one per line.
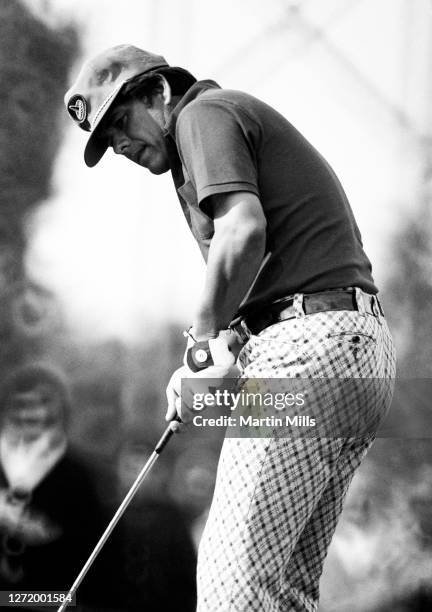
159, 75, 172, 106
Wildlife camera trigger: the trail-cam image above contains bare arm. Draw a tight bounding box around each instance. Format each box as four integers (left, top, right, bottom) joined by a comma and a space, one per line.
192, 191, 267, 340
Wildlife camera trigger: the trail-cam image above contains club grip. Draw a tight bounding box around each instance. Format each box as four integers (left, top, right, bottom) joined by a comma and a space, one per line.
155, 416, 182, 454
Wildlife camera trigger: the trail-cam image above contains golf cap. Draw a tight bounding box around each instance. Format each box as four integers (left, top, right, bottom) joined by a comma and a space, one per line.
64, 44, 169, 167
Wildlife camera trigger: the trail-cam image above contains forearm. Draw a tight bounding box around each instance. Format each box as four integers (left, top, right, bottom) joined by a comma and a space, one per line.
167, 193, 265, 422
193, 224, 266, 339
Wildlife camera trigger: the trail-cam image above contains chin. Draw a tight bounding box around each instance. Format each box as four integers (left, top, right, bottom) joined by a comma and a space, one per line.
149, 166, 170, 175
148, 158, 170, 175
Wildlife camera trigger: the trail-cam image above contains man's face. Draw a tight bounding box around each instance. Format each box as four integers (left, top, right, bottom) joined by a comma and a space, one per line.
100, 96, 170, 174
4, 385, 63, 441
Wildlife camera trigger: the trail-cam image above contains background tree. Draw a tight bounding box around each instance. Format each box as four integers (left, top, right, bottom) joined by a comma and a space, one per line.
0, 0, 78, 371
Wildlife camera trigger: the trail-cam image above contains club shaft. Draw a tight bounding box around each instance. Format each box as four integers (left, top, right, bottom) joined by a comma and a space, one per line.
57, 422, 177, 612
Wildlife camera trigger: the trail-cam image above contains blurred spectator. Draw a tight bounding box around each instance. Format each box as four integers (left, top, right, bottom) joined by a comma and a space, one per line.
0, 363, 109, 609
98, 437, 197, 611
168, 443, 221, 551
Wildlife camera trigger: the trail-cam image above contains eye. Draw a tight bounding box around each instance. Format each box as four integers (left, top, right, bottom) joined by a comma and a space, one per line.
113, 113, 127, 130
100, 113, 127, 147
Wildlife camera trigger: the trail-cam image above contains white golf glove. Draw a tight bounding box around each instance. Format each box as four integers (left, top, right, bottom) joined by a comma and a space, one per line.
165, 332, 240, 424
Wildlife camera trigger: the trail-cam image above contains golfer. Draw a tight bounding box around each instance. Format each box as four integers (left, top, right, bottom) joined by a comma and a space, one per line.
65, 45, 396, 611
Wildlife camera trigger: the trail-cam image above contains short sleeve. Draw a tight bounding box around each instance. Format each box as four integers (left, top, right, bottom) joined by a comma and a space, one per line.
175, 97, 260, 208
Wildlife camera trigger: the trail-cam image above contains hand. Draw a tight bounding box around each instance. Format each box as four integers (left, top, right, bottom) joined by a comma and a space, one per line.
165, 365, 190, 425
165, 364, 241, 425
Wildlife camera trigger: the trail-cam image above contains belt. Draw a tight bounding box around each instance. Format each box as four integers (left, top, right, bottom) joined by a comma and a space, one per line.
230, 288, 384, 342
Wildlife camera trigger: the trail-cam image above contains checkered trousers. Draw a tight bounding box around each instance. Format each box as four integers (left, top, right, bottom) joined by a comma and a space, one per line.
196, 296, 396, 611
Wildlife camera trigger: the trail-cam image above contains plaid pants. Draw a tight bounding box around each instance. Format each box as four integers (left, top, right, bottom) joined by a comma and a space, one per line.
196, 293, 396, 611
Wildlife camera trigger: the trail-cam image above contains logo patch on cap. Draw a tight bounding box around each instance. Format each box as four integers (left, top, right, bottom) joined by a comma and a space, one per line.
67, 95, 88, 124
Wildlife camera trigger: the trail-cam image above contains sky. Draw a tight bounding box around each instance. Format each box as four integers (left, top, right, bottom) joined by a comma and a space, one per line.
24, 0, 432, 341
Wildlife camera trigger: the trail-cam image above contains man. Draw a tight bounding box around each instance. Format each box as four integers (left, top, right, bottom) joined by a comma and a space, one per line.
65, 45, 396, 611
0, 364, 107, 608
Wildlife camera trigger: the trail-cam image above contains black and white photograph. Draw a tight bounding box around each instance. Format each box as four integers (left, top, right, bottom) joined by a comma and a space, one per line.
0, 0, 431, 610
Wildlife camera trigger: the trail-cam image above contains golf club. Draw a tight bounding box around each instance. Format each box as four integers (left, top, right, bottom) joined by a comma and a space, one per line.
57, 415, 181, 612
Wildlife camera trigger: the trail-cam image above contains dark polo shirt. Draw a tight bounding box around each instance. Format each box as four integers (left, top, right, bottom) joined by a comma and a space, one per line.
164, 80, 377, 317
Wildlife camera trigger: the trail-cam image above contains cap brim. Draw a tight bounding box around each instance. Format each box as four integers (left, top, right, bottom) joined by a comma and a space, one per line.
84, 132, 109, 167
83, 79, 128, 167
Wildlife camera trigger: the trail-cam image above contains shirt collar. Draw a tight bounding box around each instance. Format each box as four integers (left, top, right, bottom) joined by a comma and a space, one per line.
164, 79, 221, 138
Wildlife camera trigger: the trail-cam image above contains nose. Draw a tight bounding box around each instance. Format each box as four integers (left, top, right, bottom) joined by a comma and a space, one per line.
112, 132, 130, 156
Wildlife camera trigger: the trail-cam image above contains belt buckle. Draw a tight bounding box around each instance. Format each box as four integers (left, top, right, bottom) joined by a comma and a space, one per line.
239, 318, 252, 342
229, 317, 251, 343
